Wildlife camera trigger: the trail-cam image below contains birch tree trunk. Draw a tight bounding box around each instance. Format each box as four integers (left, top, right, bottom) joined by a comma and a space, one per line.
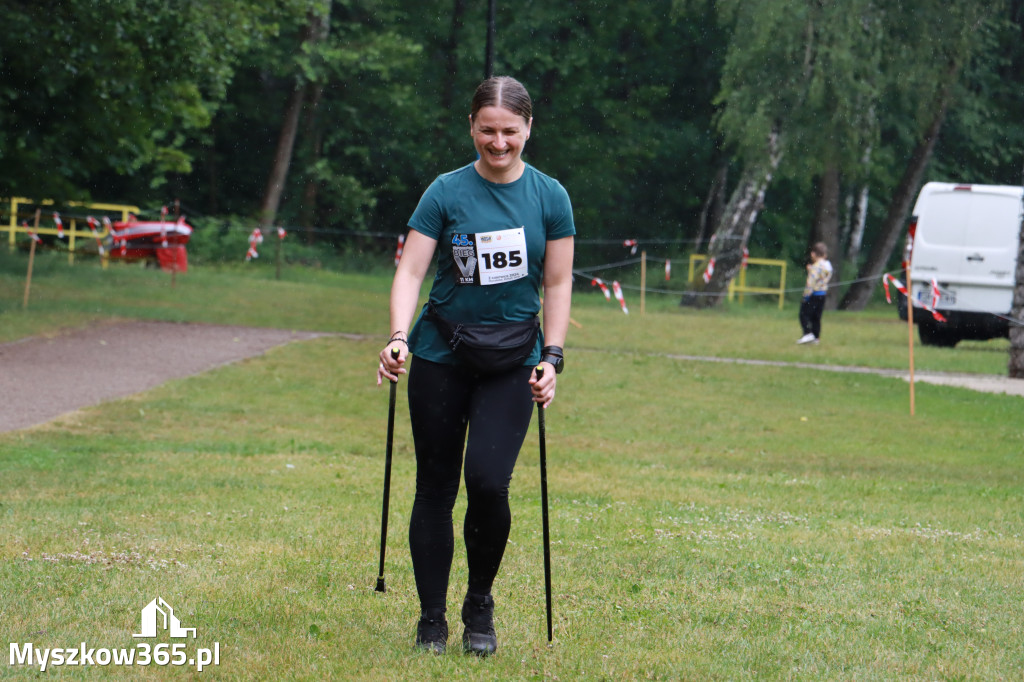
684, 129, 781, 308
847, 183, 869, 265
695, 163, 728, 253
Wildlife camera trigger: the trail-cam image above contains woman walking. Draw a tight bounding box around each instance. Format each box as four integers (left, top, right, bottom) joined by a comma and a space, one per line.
376, 76, 575, 655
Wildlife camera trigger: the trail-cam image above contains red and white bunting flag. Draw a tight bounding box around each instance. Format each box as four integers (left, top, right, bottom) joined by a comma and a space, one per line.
612, 280, 629, 314
591, 277, 611, 300
394, 234, 405, 267
623, 239, 638, 255
277, 226, 286, 239
702, 257, 716, 284
53, 212, 64, 239
246, 245, 259, 261
665, 259, 671, 281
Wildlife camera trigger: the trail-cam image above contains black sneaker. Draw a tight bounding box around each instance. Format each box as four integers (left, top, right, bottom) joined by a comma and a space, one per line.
415, 611, 448, 654
461, 592, 497, 656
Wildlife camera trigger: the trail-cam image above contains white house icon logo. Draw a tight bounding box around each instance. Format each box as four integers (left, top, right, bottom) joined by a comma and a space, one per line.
132, 597, 196, 639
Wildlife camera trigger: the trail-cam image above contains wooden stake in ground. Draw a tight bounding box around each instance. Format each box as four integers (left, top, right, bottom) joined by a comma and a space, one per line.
906, 266, 916, 416
23, 209, 41, 309
276, 228, 283, 281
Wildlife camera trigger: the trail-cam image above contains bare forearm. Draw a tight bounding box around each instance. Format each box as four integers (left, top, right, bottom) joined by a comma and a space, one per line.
542, 279, 572, 347
542, 237, 574, 347
390, 269, 424, 337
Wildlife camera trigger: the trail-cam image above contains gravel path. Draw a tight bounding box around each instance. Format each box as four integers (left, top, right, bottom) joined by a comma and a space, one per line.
664, 353, 1024, 397
0, 320, 328, 432
3, 322, 1020, 434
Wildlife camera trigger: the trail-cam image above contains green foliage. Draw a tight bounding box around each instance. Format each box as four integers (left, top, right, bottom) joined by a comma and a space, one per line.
0, 0, 283, 199
1, 0, 1022, 282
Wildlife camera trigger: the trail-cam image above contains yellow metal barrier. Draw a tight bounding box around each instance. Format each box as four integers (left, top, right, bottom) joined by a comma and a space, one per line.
5, 197, 141, 264
688, 254, 787, 309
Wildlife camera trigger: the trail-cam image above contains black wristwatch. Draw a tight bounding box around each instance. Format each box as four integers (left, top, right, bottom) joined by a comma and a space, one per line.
540, 345, 564, 374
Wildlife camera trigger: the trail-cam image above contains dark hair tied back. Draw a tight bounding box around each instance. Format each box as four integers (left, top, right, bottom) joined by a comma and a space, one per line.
471, 76, 532, 122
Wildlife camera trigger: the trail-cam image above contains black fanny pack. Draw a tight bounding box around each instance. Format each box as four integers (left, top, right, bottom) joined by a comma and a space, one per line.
427, 302, 539, 374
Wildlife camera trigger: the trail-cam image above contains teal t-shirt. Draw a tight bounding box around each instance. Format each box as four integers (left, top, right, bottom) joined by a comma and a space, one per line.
407, 162, 576, 365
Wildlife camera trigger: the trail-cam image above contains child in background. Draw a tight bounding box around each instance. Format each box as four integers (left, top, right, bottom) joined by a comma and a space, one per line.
797, 242, 832, 344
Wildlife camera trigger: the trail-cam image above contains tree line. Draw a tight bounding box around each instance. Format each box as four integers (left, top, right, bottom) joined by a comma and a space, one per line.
2, 0, 1022, 309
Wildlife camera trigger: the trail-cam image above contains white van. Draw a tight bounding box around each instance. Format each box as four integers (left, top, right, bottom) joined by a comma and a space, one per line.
900, 182, 1022, 346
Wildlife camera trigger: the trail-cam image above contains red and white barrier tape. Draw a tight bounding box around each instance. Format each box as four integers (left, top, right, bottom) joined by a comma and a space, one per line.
623, 239, 638, 256
882, 273, 946, 322
245, 228, 263, 261
591, 277, 611, 300
53, 212, 64, 239
394, 234, 405, 267
87, 216, 106, 255
23, 221, 42, 243
702, 257, 716, 284
612, 280, 629, 314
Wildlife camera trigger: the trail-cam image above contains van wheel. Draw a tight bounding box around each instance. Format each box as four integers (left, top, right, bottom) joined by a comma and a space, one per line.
918, 319, 959, 347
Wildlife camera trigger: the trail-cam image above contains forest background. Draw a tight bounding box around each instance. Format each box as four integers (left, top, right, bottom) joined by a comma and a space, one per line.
2, 0, 1023, 310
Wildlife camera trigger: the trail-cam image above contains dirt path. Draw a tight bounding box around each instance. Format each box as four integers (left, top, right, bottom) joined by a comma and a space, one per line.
0, 320, 329, 432
664, 353, 1024, 397
3, 322, 1020, 433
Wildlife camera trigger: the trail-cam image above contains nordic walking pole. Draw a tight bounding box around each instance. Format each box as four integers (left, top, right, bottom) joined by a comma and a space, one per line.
375, 347, 401, 593
906, 263, 916, 416
535, 365, 553, 642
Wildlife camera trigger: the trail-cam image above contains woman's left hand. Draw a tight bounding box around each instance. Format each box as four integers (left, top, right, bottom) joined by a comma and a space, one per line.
529, 362, 557, 408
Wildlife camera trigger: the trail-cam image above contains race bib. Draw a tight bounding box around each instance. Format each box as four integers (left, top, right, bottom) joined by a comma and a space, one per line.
451, 228, 528, 286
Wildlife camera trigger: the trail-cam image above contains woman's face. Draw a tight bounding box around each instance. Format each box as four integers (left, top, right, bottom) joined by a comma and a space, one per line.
470, 105, 532, 183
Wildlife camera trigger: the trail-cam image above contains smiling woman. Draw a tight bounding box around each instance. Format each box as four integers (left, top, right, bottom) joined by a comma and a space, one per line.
469, 76, 533, 184
375, 75, 575, 656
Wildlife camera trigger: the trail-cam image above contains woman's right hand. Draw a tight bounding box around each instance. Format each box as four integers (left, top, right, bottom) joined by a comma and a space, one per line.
377, 343, 407, 386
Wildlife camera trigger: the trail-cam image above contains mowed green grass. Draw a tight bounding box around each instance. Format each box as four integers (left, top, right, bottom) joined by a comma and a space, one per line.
1, 254, 1022, 680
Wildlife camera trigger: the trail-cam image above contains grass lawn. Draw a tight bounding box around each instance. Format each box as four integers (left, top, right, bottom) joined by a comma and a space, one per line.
2, 254, 1022, 680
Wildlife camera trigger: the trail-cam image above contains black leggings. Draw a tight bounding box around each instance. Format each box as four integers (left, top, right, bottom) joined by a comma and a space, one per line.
799, 295, 826, 338
406, 356, 535, 612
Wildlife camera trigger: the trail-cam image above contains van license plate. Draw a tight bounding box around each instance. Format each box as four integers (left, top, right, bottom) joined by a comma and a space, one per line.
939, 291, 957, 305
